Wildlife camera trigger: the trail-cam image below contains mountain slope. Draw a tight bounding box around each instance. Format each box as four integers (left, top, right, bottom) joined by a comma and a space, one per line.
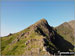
1, 19, 55, 56
1, 19, 74, 56
68, 20, 75, 30
55, 20, 75, 45
68, 20, 75, 39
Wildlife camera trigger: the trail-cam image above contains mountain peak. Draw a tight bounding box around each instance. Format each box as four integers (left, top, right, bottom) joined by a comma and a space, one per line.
34, 18, 48, 26
40, 18, 47, 22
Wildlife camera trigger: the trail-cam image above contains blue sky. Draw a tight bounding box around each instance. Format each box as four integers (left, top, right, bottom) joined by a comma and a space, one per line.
1, 0, 74, 36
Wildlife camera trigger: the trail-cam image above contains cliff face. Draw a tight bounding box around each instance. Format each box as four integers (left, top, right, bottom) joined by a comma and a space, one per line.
1, 19, 74, 56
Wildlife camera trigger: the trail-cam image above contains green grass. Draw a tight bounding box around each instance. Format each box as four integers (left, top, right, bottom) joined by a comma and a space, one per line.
1, 35, 16, 51
1, 28, 44, 55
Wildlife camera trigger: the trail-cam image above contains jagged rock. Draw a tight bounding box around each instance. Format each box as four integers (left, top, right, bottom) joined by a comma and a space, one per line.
25, 40, 30, 45
8, 33, 12, 36
42, 47, 46, 51
21, 33, 25, 37
24, 32, 29, 37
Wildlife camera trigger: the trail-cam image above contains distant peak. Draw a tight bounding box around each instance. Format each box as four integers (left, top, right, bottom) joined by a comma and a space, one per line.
68, 20, 75, 23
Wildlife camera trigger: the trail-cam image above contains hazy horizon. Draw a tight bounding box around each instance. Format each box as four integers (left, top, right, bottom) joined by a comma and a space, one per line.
1, 0, 74, 36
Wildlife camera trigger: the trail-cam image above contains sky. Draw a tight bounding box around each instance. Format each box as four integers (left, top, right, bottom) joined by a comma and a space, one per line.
1, 0, 74, 36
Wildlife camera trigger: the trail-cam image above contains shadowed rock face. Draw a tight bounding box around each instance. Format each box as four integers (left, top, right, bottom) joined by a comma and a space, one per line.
43, 24, 74, 54
1, 19, 74, 56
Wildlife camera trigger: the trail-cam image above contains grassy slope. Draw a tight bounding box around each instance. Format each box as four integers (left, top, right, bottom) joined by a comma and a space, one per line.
68, 20, 75, 30
56, 22, 74, 46
1, 29, 39, 55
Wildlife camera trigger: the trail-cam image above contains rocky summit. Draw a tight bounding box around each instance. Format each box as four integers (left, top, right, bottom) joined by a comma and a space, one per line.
1, 19, 75, 56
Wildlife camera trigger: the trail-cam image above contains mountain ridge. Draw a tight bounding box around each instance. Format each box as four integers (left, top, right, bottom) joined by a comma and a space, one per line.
1, 19, 75, 56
